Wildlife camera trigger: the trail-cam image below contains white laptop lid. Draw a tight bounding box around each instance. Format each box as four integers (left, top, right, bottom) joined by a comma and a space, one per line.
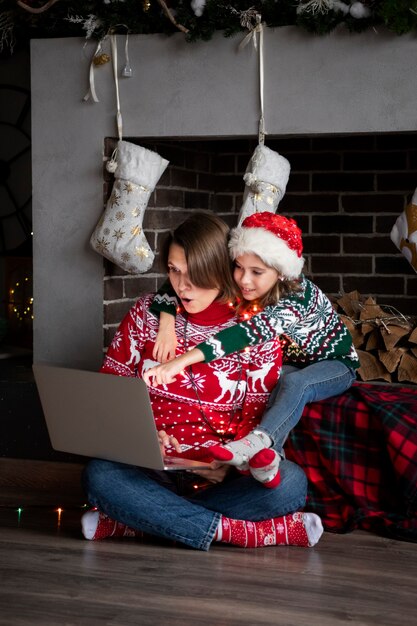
33, 363, 214, 471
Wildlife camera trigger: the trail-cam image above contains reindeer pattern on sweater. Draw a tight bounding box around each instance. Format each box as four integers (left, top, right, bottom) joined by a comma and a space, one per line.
101, 295, 282, 461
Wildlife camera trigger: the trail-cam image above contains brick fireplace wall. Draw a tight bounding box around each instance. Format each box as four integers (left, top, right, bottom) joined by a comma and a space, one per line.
103, 132, 417, 348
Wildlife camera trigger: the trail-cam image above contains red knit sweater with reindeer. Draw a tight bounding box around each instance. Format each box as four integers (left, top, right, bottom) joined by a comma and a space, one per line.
101, 295, 281, 462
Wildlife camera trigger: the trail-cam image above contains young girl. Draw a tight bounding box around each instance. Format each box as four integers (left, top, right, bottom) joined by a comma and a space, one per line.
144, 211, 359, 488
82, 212, 323, 550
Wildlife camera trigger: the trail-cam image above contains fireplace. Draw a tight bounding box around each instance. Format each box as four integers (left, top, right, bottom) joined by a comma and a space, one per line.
102, 134, 417, 351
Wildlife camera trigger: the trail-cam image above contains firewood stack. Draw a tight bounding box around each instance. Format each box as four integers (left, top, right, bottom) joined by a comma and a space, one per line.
332, 291, 417, 385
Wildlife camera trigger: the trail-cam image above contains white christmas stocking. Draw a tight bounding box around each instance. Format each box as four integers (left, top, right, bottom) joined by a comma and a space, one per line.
390, 188, 417, 273
237, 144, 291, 226
90, 140, 169, 273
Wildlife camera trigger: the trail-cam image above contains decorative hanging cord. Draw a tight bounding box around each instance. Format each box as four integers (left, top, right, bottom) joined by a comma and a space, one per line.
83, 27, 132, 106
239, 13, 266, 145
122, 32, 132, 77
83, 37, 107, 103
110, 33, 123, 141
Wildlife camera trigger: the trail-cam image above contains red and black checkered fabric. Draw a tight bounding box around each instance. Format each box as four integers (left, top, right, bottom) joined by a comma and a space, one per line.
285, 382, 417, 542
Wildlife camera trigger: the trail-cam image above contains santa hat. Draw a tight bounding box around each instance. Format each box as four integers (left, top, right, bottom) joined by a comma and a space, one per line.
229, 212, 305, 280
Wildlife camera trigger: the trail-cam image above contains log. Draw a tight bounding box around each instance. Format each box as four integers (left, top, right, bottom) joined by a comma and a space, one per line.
378, 347, 407, 373
380, 324, 411, 351
397, 352, 417, 384
356, 350, 391, 383
336, 291, 362, 317
365, 329, 382, 351
408, 326, 417, 345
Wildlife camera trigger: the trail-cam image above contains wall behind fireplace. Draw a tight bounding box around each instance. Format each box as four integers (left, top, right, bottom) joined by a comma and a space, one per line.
103, 133, 417, 347
31, 30, 417, 369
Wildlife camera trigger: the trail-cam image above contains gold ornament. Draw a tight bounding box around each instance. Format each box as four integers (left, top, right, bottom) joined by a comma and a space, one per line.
123, 182, 136, 193
113, 228, 125, 241
93, 53, 111, 66
131, 225, 142, 237
110, 192, 121, 208
95, 237, 110, 254
143, 0, 151, 12
134, 246, 149, 259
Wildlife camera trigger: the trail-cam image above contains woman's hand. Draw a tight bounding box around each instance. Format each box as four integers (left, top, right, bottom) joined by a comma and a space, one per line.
152, 313, 177, 363
158, 430, 182, 455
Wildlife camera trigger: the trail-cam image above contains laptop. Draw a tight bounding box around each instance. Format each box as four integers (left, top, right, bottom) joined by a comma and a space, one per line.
33, 363, 216, 471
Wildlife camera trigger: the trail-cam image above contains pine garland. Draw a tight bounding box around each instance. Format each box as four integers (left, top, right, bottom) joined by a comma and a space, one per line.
2, 0, 417, 54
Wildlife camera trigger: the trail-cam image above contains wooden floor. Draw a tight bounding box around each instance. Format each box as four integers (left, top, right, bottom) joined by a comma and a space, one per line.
1, 491, 417, 626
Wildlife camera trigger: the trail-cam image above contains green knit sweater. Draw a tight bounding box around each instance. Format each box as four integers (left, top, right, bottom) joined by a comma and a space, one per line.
150, 276, 359, 370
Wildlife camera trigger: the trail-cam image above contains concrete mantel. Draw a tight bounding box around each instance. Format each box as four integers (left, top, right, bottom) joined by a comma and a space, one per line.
31, 28, 417, 368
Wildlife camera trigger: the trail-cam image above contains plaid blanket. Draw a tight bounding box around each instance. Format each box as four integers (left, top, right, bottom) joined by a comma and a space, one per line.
284, 382, 417, 542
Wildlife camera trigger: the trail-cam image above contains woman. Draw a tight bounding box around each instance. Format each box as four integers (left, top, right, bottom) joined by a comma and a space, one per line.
144, 212, 358, 488
81, 211, 323, 550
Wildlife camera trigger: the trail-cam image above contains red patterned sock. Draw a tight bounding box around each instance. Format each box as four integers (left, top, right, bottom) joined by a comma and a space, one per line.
214, 512, 323, 548
81, 510, 140, 540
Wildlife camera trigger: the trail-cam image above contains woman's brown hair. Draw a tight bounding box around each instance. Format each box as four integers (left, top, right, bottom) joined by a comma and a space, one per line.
160, 211, 237, 304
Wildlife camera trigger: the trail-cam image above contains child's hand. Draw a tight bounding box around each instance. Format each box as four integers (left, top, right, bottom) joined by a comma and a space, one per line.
153, 333, 177, 363
143, 348, 204, 387
152, 312, 177, 363
143, 359, 185, 387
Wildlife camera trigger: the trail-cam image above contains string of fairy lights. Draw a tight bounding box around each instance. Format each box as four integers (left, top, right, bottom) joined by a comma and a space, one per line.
10, 504, 91, 529
8, 275, 33, 324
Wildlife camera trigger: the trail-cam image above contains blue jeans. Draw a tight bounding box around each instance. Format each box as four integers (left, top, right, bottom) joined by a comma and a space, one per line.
82, 458, 307, 551
257, 360, 357, 454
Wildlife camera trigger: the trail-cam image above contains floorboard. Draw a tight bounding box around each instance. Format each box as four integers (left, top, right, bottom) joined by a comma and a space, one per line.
1, 501, 416, 626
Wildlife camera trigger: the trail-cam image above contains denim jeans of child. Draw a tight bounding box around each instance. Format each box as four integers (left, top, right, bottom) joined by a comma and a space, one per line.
82, 457, 307, 551
257, 360, 357, 454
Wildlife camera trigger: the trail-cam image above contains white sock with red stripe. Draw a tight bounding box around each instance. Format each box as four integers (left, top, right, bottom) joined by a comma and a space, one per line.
249, 448, 281, 488
81, 509, 140, 540
214, 512, 323, 548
